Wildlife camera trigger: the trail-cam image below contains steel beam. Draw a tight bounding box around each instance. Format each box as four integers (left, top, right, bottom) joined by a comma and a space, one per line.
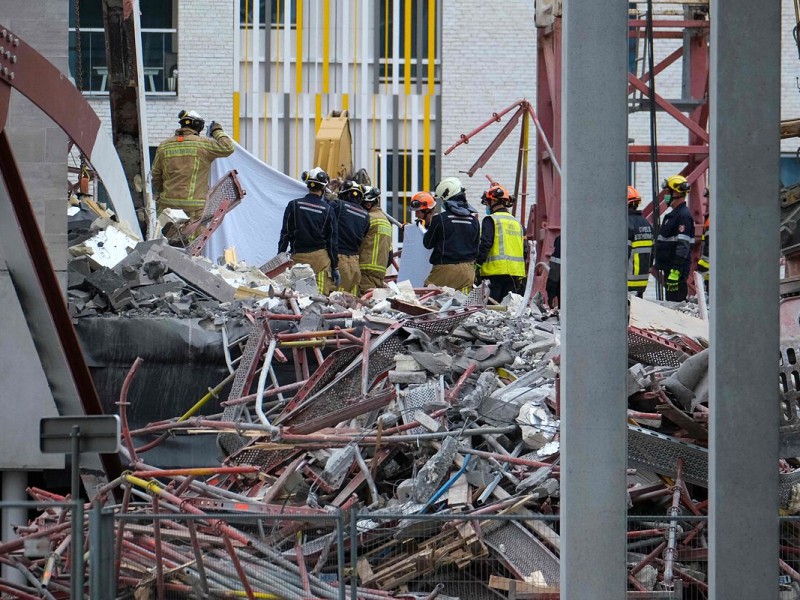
560, 1, 628, 598
709, 1, 779, 597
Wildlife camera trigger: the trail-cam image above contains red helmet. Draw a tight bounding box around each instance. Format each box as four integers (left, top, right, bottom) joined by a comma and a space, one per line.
410, 191, 435, 211
481, 183, 512, 206
627, 185, 642, 204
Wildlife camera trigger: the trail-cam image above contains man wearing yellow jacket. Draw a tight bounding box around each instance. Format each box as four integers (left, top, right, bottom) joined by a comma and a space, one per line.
358, 187, 392, 295
476, 183, 527, 302
151, 110, 234, 219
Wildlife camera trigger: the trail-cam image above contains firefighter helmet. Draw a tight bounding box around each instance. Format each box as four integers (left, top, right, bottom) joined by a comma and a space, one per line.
662, 175, 690, 195
339, 181, 364, 202
301, 167, 330, 190
627, 186, 642, 204
178, 109, 205, 133
434, 177, 464, 201
410, 191, 436, 211
481, 183, 512, 207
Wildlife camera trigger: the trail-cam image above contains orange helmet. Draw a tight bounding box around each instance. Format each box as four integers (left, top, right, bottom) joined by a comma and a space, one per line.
410, 191, 436, 211
481, 183, 512, 206
627, 186, 642, 204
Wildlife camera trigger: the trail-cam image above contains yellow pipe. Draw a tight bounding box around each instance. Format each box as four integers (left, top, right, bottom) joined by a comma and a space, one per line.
125, 474, 165, 497
278, 339, 327, 348
296, 0, 304, 94
232, 92, 241, 142
423, 95, 431, 189
404, 0, 412, 96
226, 591, 281, 599
427, 0, 435, 94
322, 0, 330, 93
178, 372, 235, 422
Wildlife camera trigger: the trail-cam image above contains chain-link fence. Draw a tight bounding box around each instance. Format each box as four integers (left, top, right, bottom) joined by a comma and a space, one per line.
15, 503, 800, 597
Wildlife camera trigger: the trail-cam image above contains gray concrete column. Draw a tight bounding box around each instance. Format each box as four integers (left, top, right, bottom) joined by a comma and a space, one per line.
1, 470, 28, 586
559, 1, 629, 598
709, 1, 780, 597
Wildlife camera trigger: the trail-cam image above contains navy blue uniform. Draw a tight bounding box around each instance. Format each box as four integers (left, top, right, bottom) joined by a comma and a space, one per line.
654, 201, 694, 301
546, 235, 561, 308
278, 193, 339, 268
332, 199, 370, 255
627, 210, 654, 297
423, 201, 480, 264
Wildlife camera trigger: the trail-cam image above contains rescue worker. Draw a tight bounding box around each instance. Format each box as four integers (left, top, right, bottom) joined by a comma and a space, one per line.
696, 187, 710, 291
410, 191, 436, 228
545, 235, 561, 308
278, 167, 339, 294
423, 177, 480, 292
358, 186, 392, 295
654, 174, 695, 302
627, 186, 654, 298
151, 110, 234, 220
476, 183, 527, 302
332, 181, 370, 294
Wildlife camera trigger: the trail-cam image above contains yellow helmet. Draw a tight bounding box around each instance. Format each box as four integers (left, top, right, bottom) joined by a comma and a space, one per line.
662, 175, 690, 195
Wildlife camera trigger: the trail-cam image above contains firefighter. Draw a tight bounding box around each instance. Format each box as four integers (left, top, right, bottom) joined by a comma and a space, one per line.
696, 187, 710, 291
358, 186, 392, 295
654, 175, 695, 302
410, 191, 436, 228
151, 110, 234, 220
476, 183, 527, 302
627, 186, 654, 298
423, 177, 481, 292
545, 235, 561, 308
278, 167, 339, 294
332, 181, 370, 294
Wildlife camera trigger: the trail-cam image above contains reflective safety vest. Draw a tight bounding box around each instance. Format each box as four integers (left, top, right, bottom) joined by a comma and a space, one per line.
627, 211, 654, 291
359, 208, 392, 274
480, 212, 526, 277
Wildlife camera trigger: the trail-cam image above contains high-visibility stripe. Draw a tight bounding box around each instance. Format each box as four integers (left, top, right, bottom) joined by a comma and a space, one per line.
657, 234, 695, 243
423, 95, 431, 189
322, 0, 330, 93
232, 92, 241, 142
633, 252, 639, 276
428, 0, 436, 94
296, 0, 304, 94
404, 0, 412, 97
631, 239, 653, 248
628, 280, 648, 288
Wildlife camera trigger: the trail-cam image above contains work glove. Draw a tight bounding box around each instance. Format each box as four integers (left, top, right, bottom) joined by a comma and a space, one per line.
207, 121, 222, 136
665, 268, 681, 292
331, 269, 341, 287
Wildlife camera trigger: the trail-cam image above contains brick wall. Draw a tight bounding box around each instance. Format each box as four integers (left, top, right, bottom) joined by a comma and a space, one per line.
440, 0, 537, 213
88, 0, 234, 153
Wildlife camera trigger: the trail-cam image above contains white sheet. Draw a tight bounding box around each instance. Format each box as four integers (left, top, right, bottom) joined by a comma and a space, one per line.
204, 142, 306, 266
396, 223, 433, 287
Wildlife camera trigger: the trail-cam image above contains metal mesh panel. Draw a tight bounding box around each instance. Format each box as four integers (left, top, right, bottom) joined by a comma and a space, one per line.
781, 469, 800, 510
202, 170, 244, 220
400, 383, 439, 435
780, 340, 800, 425
627, 425, 708, 486
481, 519, 560, 587
627, 327, 689, 368
218, 322, 267, 455
407, 307, 482, 336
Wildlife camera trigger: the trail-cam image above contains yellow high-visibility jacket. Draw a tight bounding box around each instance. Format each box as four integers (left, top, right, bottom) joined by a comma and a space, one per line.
359, 207, 392, 274
479, 211, 526, 277
151, 126, 234, 214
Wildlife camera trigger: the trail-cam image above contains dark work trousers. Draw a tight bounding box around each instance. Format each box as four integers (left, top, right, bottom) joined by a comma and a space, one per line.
663, 277, 688, 302
487, 275, 523, 303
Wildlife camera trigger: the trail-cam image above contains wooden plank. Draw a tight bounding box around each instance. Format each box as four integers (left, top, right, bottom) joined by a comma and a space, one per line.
489, 575, 560, 598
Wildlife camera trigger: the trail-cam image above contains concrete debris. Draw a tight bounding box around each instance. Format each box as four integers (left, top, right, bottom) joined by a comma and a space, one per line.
7, 217, 734, 597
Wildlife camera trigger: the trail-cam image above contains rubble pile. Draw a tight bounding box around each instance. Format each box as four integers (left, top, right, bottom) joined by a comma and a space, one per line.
9, 226, 789, 598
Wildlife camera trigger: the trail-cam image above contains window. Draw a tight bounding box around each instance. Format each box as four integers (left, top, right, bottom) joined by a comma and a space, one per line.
379, 0, 437, 84
69, 0, 178, 94
377, 150, 437, 225
240, 0, 297, 28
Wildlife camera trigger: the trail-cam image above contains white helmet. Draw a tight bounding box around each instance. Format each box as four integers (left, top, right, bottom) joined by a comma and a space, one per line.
301, 167, 330, 189
178, 109, 205, 132
435, 177, 464, 201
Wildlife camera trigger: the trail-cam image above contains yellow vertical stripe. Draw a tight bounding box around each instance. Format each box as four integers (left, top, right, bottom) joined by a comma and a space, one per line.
233, 92, 241, 142
353, 0, 359, 94
427, 0, 435, 93
633, 253, 640, 276
296, 0, 304, 94
275, 0, 282, 93
384, 0, 390, 94
322, 0, 330, 93
423, 94, 431, 189
342, 93, 350, 111
315, 93, 322, 132
404, 0, 412, 96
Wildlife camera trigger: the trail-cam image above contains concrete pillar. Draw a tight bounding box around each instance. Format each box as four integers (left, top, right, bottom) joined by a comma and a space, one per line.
709, 1, 780, 597
559, 1, 629, 598
1, 471, 28, 586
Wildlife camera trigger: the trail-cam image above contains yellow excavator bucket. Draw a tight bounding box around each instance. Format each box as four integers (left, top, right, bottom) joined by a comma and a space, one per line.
314, 110, 353, 179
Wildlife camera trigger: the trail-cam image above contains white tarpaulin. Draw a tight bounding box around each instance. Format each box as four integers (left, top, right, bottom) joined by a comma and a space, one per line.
204, 142, 306, 266
396, 223, 432, 287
